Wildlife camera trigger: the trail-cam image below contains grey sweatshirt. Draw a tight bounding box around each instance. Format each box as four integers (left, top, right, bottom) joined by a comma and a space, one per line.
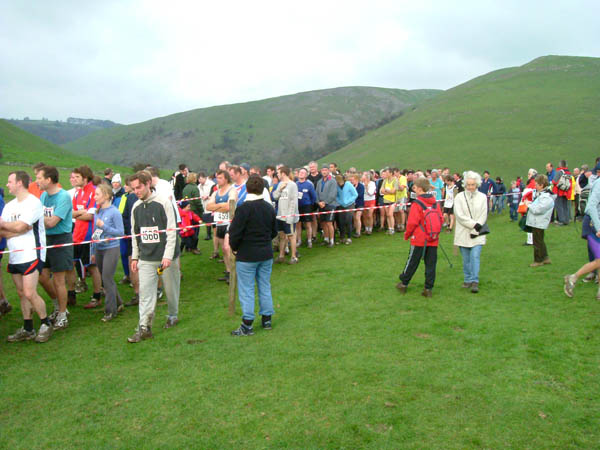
131, 191, 180, 262
316, 176, 339, 206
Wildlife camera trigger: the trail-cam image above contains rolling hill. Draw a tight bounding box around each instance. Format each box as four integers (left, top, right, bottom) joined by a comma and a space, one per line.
321, 56, 600, 178
6, 117, 120, 145
0, 119, 129, 172
64, 87, 440, 171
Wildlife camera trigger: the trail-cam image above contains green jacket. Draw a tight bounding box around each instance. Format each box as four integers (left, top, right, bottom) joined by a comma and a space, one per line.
182, 183, 203, 215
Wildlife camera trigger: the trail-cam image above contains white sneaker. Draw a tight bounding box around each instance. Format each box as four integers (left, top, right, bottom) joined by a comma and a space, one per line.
54, 313, 69, 330
34, 323, 54, 343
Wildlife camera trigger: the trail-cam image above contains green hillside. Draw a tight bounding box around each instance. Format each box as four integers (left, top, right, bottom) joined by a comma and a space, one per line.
6, 117, 119, 145
322, 56, 600, 177
0, 119, 129, 172
64, 87, 440, 171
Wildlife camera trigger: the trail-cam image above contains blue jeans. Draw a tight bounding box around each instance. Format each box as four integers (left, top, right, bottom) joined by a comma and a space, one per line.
236, 259, 274, 322
459, 245, 482, 283
509, 204, 518, 221
491, 196, 504, 214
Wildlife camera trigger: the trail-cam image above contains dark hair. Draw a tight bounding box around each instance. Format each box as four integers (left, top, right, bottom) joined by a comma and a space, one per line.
483, 170, 490, 175
92, 175, 102, 186
250, 166, 261, 175
246, 174, 264, 195
216, 169, 231, 183
74, 165, 93, 182
33, 162, 46, 172
10, 171, 30, 188
444, 175, 453, 183
560, 160, 567, 167
278, 166, 290, 176
231, 166, 242, 175
39, 166, 59, 184
265, 165, 275, 172
104, 168, 113, 176
178, 163, 187, 171
129, 170, 152, 186
198, 171, 207, 178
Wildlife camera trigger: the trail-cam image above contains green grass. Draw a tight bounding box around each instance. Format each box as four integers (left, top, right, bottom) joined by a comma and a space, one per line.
322, 55, 600, 176
1, 213, 599, 448
0, 119, 131, 173
63, 87, 440, 171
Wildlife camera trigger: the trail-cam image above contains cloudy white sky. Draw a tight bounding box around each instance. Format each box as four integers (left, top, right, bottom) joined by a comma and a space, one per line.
1, 0, 598, 124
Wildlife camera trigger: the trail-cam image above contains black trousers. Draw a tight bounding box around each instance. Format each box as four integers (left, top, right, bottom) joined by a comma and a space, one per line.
399, 245, 438, 289
532, 227, 548, 262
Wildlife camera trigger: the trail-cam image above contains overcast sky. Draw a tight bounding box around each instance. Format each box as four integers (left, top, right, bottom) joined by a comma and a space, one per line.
1, 0, 598, 124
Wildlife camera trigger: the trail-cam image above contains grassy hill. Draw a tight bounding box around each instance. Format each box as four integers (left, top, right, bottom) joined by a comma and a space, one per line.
0, 119, 130, 172
6, 117, 119, 146
322, 56, 600, 178
64, 87, 440, 171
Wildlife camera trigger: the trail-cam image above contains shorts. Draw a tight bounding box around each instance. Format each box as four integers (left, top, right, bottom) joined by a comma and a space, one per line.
395, 198, 408, 211
277, 220, 296, 235
74, 242, 93, 267
8, 259, 43, 275
364, 199, 376, 209
443, 207, 454, 215
299, 205, 313, 223
216, 226, 227, 239
202, 213, 215, 229
44, 233, 74, 272
319, 205, 336, 222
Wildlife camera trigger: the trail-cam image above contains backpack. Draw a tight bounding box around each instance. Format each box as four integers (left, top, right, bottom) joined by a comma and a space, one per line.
580, 183, 591, 214
557, 171, 572, 191
414, 199, 443, 242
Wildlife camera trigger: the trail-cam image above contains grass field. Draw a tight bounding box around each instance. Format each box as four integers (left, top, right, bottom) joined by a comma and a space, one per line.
1, 210, 599, 448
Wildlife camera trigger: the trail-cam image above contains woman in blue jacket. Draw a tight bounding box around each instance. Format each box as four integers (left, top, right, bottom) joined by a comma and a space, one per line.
91, 183, 125, 321
335, 175, 358, 245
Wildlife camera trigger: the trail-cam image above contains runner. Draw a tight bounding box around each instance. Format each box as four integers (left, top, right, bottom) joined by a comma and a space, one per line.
37, 165, 73, 330
1, 171, 52, 343
205, 170, 237, 282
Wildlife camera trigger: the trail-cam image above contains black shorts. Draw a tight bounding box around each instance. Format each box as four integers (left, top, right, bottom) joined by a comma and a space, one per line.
443, 207, 454, 215
73, 242, 93, 267
202, 213, 215, 229
299, 205, 313, 223
277, 220, 296, 235
8, 260, 43, 275
44, 233, 74, 273
216, 226, 227, 239
319, 205, 336, 222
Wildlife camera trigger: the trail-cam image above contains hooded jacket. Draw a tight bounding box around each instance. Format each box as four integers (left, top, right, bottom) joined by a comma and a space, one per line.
404, 193, 441, 247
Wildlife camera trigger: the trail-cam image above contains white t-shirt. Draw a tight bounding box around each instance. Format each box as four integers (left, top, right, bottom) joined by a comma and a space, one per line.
364, 181, 377, 201
2, 194, 46, 265
154, 178, 181, 223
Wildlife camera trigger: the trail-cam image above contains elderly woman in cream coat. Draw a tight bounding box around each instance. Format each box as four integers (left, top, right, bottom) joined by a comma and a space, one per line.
454, 171, 488, 293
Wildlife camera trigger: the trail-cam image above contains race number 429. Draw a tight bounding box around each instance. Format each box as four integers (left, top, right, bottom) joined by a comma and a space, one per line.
141, 226, 160, 243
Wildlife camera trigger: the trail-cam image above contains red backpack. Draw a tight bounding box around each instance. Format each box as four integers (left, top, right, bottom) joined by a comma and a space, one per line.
413, 199, 442, 242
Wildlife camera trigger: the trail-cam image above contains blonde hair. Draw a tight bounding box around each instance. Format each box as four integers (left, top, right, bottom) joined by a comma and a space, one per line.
186, 172, 198, 184
96, 183, 113, 201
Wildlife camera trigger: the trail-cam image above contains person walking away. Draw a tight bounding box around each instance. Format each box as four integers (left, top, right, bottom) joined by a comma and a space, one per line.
397, 177, 442, 297
228, 175, 278, 336
128, 171, 181, 342
525, 175, 555, 267
564, 163, 600, 299
454, 171, 488, 293
91, 183, 125, 321
551, 160, 573, 225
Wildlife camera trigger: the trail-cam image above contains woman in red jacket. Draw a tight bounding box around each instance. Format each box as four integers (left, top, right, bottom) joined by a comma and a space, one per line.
396, 177, 443, 297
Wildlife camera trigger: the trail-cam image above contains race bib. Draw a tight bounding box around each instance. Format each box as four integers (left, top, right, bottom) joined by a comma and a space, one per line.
214, 212, 229, 223
91, 228, 103, 241
140, 226, 160, 244
43, 206, 54, 217
298, 191, 304, 199
76, 205, 84, 211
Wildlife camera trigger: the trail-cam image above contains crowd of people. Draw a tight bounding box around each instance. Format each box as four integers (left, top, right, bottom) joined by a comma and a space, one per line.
0, 157, 596, 341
